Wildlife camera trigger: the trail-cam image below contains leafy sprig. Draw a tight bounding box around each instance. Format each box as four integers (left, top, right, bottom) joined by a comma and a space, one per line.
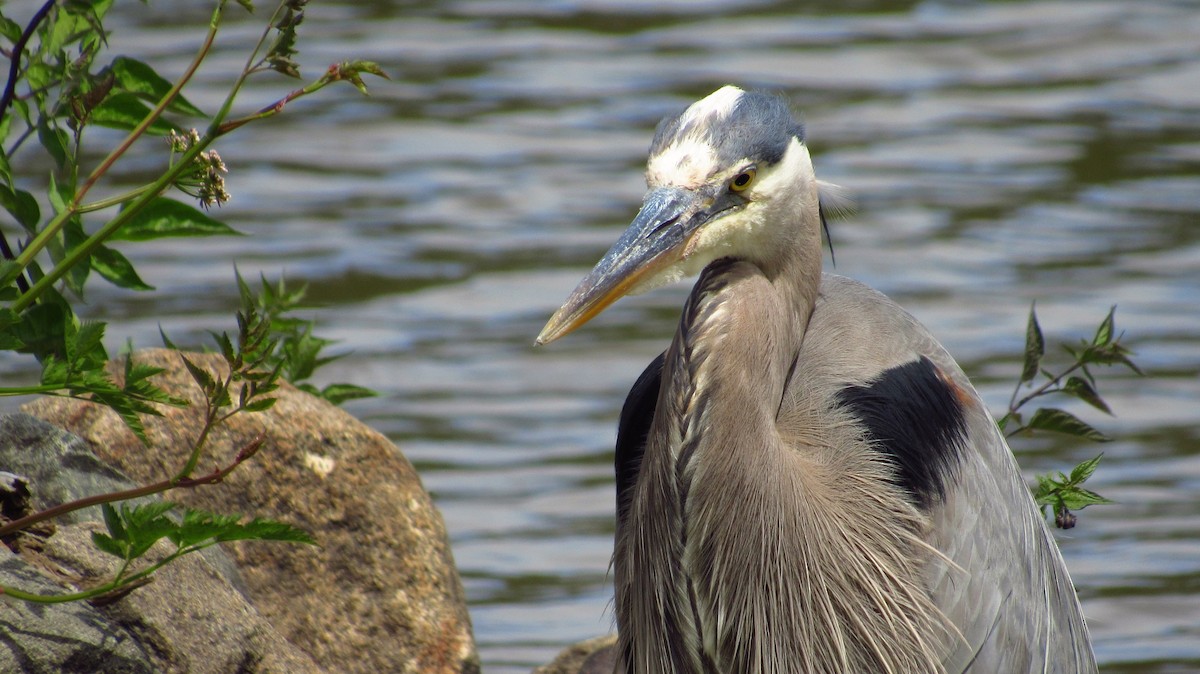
1032, 454, 1112, 530
0, 0, 384, 604
1003, 305, 1141, 528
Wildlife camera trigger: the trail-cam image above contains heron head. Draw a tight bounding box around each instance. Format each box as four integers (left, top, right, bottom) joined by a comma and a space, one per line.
538, 85, 821, 345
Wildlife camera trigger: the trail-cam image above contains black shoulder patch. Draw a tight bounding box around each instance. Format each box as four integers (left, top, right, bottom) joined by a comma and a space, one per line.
835, 356, 968, 510
615, 352, 665, 523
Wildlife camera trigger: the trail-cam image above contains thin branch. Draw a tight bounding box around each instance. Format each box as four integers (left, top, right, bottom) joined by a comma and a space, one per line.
0, 0, 57, 129
0, 435, 264, 538
0, 0, 58, 297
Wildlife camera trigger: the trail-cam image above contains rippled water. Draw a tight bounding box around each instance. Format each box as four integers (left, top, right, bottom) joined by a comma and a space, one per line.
3, 1, 1199, 672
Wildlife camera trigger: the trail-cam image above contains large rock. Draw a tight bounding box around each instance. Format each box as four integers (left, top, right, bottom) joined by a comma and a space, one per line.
22, 349, 479, 674
534, 635, 618, 674
0, 414, 319, 673
0, 540, 158, 673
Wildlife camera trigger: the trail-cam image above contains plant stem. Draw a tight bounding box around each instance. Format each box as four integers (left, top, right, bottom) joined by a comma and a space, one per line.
72, 4, 224, 207
0, 435, 261, 538
1006, 361, 1085, 421
10, 142, 204, 313
8, 2, 225, 304
1, 578, 123, 604
77, 184, 157, 214
206, 0, 290, 140
0, 0, 57, 129
215, 78, 327, 135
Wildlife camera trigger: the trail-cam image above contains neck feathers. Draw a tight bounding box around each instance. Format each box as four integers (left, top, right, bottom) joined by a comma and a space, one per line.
615, 258, 957, 674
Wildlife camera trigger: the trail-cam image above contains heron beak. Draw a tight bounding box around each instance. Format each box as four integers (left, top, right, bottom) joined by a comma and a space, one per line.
537, 185, 718, 345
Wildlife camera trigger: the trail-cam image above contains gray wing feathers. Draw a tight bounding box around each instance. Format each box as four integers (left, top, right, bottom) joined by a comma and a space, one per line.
811, 274, 1096, 673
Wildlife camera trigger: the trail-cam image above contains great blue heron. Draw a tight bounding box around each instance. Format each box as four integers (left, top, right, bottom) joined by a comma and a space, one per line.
537, 86, 1096, 673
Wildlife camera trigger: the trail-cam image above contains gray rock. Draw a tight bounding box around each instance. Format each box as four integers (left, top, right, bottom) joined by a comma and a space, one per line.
0, 544, 156, 673
0, 413, 246, 596
0, 414, 143, 526
40, 522, 322, 674
534, 634, 618, 674
0, 413, 321, 673
24, 348, 480, 674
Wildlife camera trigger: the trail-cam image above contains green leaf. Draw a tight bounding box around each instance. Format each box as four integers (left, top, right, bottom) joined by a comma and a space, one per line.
242, 397, 277, 412
111, 197, 242, 241
0, 148, 11, 185
0, 16, 23, 43
218, 517, 315, 545
169, 509, 315, 549
101, 503, 127, 542
1059, 487, 1113, 511
1069, 453, 1105, 484
158, 325, 180, 351
37, 121, 71, 170
1027, 408, 1111, 442
1093, 306, 1117, 346
91, 245, 154, 290
1020, 303, 1044, 384
121, 502, 179, 559
1063, 376, 1112, 415
319, 383, 377, 405
0, 186, 41, 232
90, 93, 180, 136
62, 218, 92, 296
180, 355, 217, 396
90, 531, 127, 559
70, 321, 108, 369
329, 60, 390, 95
110, 57, 205, 116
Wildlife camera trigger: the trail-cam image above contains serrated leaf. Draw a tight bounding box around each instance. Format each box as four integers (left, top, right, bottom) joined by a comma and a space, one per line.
123, 501, 177, 525
110, 57, 205, 116
1027, 408, 1110, 442
319, 383, 377, 405
0, 186, 41, 232
218, 517, 315, 545
111, 197, 242, 241
1093, 306, 1116, 346
169, 509, 241, 549
101, 502, 127, 541
158, 325, 178, 349
1020, 304, 1044, 384
91, 531, 127, 558
1068, 453, 1105, 484
1059, 487, 1113, 510
1063, 376, 1112, 415
72, 321, 108, 368
90, 93, 180, 136
121, 502, 180, 559
180, 354, 216, 394
91, 244, 155, 291
242, 397, 277, 412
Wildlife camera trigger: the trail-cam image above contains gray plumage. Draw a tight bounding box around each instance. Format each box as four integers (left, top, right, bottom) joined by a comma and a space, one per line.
538, 86, 1096, 674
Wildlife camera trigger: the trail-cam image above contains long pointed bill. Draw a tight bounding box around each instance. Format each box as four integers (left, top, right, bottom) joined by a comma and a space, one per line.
537, 186, 716, 345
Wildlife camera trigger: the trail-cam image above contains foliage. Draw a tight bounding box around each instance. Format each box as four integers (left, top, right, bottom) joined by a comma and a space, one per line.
0, 0, 383, 603
1003, 305, 1141, 528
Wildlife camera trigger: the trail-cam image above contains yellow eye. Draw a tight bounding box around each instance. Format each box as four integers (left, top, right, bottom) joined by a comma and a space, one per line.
730, 167, 756, 192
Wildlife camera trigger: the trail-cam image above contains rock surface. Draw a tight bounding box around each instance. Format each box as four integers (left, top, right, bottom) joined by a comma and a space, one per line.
20, 348, 479, 674
534, 634, 618, 674
0, 413, 318, 673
